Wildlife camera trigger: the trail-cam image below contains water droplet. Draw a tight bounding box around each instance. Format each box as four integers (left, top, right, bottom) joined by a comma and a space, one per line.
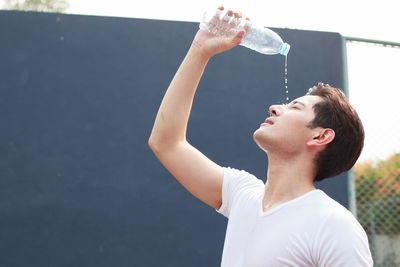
283, 55, 289, 103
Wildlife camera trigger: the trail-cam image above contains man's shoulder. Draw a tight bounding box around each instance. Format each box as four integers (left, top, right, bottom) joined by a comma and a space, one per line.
305, 190, 357, 222
310, 191, 363, 232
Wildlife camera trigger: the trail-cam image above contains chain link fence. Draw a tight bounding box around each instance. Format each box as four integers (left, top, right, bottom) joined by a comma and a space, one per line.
354, 154, 400, 266
347, 39, 400, 267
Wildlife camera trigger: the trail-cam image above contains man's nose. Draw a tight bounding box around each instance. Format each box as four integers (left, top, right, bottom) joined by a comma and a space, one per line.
269, 105, 281, 116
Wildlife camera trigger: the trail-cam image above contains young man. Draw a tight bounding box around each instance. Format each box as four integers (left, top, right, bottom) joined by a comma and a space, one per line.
148, 7, 373, 267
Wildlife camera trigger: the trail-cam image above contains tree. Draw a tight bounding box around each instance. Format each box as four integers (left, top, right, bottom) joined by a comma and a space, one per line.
2, 0, 69, 13
354, 153, 400, 235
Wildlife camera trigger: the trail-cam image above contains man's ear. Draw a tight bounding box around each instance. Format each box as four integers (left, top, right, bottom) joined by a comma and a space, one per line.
307, 128, 335, 147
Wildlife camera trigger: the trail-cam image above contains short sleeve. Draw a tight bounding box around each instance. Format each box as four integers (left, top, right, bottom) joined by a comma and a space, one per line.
216, 167, 264, 218
315, 209, 373, 267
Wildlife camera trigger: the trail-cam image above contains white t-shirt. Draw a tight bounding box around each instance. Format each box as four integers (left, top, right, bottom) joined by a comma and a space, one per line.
217, 167, 373, 267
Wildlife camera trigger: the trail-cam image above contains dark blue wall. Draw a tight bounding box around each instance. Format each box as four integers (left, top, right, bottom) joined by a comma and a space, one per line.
0, 11, 347, 266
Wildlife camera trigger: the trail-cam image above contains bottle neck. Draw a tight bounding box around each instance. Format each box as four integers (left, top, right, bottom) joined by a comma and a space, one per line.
280, 43, 290, 56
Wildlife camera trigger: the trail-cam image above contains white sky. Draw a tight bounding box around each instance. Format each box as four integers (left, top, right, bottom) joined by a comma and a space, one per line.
5, 0, 400, 162
65, 0, 400, 43
347, 43, 400, 162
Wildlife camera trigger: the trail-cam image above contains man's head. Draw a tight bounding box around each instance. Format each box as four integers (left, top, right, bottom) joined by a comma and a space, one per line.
253, 82, 364, 182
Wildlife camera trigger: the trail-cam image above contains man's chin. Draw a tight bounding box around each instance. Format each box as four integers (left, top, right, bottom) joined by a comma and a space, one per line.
253, 133, 269, 153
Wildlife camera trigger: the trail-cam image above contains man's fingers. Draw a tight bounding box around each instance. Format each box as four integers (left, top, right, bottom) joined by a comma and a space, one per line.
233, 11, 242, 18
208, 7, 251, 38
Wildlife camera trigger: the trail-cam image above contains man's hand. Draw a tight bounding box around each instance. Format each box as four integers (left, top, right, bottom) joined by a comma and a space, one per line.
192, 7, 250, 58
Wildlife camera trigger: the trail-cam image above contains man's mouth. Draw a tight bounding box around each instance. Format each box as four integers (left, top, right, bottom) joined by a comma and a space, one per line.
264, 118, 274, 125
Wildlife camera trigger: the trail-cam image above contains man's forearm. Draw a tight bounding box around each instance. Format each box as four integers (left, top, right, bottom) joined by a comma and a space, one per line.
148, 43, 210, 149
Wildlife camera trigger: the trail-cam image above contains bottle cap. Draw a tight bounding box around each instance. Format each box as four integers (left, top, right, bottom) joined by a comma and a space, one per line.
280, 43, 290, 56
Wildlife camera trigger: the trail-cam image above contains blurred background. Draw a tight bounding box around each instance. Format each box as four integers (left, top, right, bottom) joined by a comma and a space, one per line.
1, 0, 399, 266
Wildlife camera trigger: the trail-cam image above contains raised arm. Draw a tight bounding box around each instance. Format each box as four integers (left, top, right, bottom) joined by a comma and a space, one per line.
148, 8, 246, 209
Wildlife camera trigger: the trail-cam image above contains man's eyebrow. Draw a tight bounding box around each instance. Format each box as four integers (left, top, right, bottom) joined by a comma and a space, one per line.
291, 100, 306, 107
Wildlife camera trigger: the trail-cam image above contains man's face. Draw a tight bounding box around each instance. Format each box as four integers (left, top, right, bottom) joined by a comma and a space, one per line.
253, 95, 324, 154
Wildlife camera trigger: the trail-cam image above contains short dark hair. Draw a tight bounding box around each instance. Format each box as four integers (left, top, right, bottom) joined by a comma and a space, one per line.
307, 83, 364, 182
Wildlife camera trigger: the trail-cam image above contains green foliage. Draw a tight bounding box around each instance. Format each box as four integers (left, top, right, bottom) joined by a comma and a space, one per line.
3, 0, 69, 13
354, 153, 400, 235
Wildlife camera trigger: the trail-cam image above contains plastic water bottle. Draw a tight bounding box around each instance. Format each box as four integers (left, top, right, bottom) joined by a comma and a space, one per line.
199, 8, 290, 56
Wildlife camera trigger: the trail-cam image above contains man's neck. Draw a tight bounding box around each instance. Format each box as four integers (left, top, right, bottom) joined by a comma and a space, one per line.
262, 153, 316, 212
